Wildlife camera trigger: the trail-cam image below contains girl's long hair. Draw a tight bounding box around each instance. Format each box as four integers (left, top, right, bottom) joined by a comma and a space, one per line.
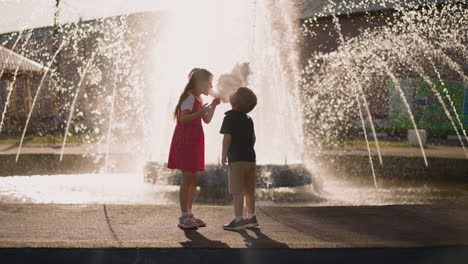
173, 68, 213, 120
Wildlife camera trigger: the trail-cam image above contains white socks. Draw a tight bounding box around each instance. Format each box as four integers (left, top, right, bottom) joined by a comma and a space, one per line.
181, 211, 190, 217
181, 209, 193, 218
235, 214, 254, 222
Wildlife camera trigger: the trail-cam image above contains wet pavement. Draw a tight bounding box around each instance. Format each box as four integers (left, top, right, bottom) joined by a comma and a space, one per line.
1, 144, 467, 263
1, 203, 467, 249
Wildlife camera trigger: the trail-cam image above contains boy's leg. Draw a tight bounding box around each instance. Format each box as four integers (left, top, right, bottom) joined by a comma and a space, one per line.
228, 163, 244, 222
224, 192, 245, 230
233, 194, 244, 220
244, 162, 256, 215
224, 162, 246, 230
245, 191, 255, 216
223, 162, 245, 230
243, 163, 258, 226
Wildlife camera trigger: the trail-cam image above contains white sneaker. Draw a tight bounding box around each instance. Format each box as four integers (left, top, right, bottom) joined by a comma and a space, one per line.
190, 214, 206, 227
178, 215, 198, 229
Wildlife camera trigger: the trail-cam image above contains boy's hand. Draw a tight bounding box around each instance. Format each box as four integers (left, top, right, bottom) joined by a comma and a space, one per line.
221, 157, 228, 167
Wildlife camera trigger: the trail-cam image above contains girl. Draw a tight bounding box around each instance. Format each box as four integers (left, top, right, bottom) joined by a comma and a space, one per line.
168, 68, 220, 229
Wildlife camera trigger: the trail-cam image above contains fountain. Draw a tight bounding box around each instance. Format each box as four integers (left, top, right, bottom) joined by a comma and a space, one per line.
0, 0, 466, 205
0, 0, 316, 204
301, 1, 467, 158
142, 0, 311, 193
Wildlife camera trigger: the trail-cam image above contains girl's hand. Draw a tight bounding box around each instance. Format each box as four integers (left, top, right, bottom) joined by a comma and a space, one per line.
200, 104, 210, 114
211, 98, 221, 107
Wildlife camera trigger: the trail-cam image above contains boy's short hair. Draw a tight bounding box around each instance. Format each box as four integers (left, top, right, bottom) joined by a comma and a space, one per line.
235, 87, 257, 113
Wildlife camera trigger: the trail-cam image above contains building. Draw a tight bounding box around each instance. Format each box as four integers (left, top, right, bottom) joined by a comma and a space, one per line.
299, 0, 468, 135
0, 45, 51, 135
0, 11, 160, 137
0, 2, 466, 138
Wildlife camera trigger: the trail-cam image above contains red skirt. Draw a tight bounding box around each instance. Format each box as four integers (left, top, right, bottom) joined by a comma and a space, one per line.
167, 122, 205, 172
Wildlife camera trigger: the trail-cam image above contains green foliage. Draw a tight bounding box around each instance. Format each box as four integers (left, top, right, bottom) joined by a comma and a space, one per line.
388, 79, 467, 135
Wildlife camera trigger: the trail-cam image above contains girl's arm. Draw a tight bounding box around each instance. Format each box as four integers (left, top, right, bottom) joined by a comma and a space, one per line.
253, 134, 256, 147
221, 134, 232, 167
179, 105, 209, 123
202, 105, 216, 124
202, 98, 220, 124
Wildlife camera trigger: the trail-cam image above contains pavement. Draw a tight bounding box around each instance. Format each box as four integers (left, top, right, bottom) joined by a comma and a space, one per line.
1, 144, 468, 263
1, 204, 468, 263
1, 203, 467, 249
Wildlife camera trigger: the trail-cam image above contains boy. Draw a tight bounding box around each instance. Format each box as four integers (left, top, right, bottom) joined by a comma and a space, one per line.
220, 87, 258, 231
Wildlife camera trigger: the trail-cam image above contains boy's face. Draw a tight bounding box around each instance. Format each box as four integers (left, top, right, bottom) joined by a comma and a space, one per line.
229, 91, 238, 109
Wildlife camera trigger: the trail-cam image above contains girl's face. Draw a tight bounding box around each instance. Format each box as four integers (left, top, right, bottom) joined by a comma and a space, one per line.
196, 75, 213, 96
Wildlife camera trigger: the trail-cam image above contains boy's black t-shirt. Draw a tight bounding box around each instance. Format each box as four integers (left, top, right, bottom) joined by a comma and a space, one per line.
220, 110, 256, 163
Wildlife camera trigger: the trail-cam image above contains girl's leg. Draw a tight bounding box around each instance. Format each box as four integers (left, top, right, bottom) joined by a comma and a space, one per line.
187, 171, 206, 226
179, 170, 192, 214
187, 171, 198, 211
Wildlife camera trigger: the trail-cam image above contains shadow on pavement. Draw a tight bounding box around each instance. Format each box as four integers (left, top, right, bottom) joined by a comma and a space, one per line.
180, 228, 230, 248
238, 227, 289, 248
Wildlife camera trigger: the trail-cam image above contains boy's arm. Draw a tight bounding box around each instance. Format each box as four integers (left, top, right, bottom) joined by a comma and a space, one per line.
221, 134, 232, 167
252, 118, 256, 147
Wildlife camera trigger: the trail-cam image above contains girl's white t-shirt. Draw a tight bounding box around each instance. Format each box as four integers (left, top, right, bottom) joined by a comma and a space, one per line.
180, 93, 203, 112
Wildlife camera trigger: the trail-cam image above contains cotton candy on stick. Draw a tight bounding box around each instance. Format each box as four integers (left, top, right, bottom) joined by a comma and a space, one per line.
210, 62, 251, 103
